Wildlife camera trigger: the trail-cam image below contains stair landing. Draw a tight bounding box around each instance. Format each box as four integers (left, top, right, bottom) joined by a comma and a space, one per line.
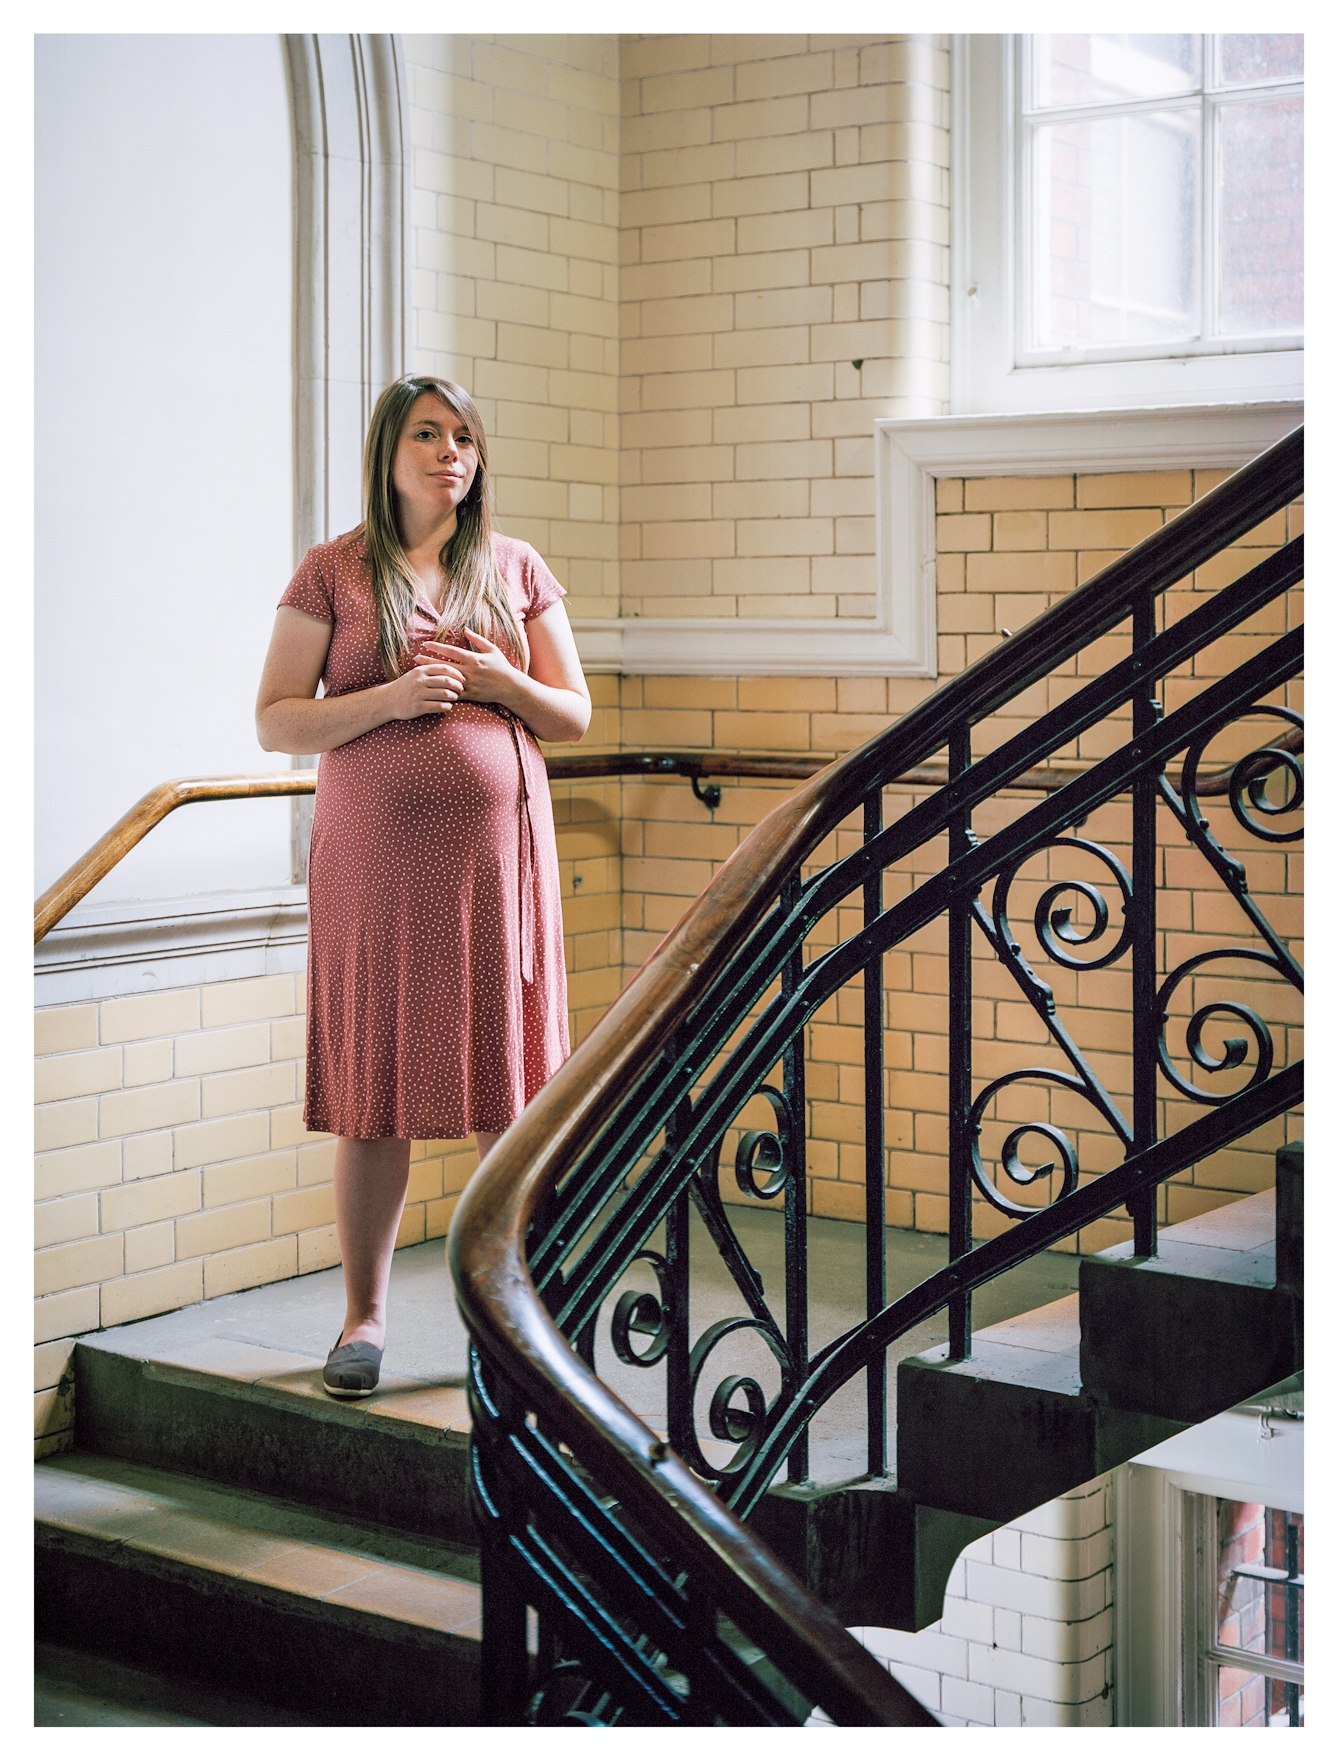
68, 1210, 1081, 1488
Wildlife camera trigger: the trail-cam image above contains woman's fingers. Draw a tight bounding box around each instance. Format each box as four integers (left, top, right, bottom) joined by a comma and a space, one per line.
413, 659, 465, 688
423, 641, 477, 666
402, 659, 461, 714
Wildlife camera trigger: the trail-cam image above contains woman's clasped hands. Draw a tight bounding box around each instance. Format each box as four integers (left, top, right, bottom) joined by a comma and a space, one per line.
391, 629, 520, 720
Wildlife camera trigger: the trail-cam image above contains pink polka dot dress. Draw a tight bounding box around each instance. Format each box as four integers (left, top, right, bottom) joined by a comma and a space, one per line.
278, 529, 570, 1140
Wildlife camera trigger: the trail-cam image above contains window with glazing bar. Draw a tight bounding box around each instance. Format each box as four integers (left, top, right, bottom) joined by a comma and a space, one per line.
1018, 34, 1302, 365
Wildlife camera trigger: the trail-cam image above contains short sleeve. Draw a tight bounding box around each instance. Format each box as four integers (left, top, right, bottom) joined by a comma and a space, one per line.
278, 548, 335, 622
521, 545, 567, 622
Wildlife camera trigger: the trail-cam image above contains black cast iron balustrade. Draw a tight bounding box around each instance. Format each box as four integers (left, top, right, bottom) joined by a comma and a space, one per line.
450, 426, 1303, 1726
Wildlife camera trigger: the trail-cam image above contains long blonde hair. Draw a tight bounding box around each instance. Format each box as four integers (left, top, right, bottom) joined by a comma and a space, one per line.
361, 375, 524, 678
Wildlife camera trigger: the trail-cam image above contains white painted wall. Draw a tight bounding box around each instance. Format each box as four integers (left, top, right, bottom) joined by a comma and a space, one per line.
35, 34, 295, 906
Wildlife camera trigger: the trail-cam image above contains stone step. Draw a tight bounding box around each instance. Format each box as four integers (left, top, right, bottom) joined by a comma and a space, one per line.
893, 1146, 1303, 1528
70, 1302, 990, 1639
57, 1209, 1096, 1647
35, 1452, 481, 1726
893, 1293, 1180, 1526
1079, 1143, 1303, 1422
750, 1475, 996, 1634
73, 1332, 476, 1553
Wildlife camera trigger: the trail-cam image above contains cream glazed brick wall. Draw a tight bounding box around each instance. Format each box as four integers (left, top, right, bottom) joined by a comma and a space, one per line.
403, 34, 622, 621
619, 34, 950, 621
852, 1475, 1114, 1727
614, 477, 1301, 1248
33, 973, 477, 1457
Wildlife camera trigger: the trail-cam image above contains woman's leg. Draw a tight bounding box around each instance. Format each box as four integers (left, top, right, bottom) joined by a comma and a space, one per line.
474, 1129, 502, 1165
334, 1136, 411, 1349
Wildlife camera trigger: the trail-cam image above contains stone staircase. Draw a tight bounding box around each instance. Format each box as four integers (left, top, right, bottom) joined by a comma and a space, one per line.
753, 1144, 1302, 1631
35, 1147, 1301, 1723
36, 1339, 481, 1725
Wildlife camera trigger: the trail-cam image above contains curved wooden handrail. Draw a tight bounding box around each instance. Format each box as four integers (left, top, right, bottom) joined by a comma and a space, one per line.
446, 425, 1302, 1720
36, 724, 1299, 950
34, 772, 315, 946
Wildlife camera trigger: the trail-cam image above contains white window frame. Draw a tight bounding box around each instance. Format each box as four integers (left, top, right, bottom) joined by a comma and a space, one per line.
951, 35, 1305, 414
1112, 1384, 1303, 1727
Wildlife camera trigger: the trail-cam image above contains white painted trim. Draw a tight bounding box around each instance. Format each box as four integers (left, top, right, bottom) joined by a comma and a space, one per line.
571, 457, 936, 676
569, 614, 934, 678
1131, 1404, 1304, 1510
285, 33, 408, 555
951, 35, 1304, 416
1113, 1463, 1183, 1728
1113, 1385, 1303, 1727
284, 33, 407, 878
34, 887, 309, 1008
877, 401, 1302, 480
872, 401, 1299, 684
575, 401, 1299, 677
572, 431, 938, 675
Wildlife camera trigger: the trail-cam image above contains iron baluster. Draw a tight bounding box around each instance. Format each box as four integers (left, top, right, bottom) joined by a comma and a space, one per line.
947, 727, 973, 1357
552, 621, 1301, 1352
537, 541, 1301, 1328
782, 870, 809, 1483
1130, 588, 1160, 1256
474, 1356, 533, 1726
863, 786, 887, 1474
665, 1094, 693, 1463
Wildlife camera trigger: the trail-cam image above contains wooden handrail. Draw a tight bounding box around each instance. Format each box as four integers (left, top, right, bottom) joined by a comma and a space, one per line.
36, 725, 1298, 949
34, 772, 315, 946
33, 754, 819, 944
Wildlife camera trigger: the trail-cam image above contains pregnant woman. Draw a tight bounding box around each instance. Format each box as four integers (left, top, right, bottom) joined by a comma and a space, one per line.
256, 375, 590, 1397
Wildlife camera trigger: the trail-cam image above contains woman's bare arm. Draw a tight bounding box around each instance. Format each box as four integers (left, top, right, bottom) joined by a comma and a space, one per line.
255, 607, 467, 755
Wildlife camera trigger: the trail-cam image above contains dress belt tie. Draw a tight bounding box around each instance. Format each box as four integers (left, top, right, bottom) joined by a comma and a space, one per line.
495, 706, 542, 985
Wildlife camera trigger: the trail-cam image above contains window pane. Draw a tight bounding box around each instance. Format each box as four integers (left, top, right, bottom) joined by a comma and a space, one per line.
1218, 95, 1304, 335
1032, 35, 1198, 109
1032, 110, 1199, 347
1216, 1502, 1303, 1728
1218, 35, 1304, 86
1216, 1670, 1305, 1728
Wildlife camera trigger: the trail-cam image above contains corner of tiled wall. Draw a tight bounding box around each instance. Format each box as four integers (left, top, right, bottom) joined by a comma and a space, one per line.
854, 1473, 1115, 1727
402, 32, 622, 624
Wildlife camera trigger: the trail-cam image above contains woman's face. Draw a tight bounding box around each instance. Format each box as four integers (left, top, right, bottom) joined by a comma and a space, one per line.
391, 393, 479, 534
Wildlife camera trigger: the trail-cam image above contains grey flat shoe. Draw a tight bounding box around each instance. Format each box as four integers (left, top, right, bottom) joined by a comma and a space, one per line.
323, 1335, 383, 1399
